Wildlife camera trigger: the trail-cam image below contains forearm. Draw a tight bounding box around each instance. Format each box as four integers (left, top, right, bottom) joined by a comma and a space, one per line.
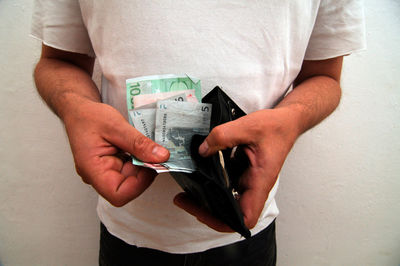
33, 46, 169, 207
275, 75, 342, 138
191, 57, 343, 230
34, 57, 100, 122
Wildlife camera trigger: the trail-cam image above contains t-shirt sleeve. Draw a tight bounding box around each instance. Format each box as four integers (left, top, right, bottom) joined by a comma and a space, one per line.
31, 0, 95, 57
304, 0, 366, 60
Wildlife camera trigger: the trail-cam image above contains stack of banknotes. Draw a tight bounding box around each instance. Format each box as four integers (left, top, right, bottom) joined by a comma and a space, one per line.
126, 74, 212, 173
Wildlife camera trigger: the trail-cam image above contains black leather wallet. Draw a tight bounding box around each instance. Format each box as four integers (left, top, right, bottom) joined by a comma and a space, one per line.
170, 86, 251, 238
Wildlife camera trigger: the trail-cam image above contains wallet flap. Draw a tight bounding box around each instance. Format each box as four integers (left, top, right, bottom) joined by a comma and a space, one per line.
202, 86, 246, 130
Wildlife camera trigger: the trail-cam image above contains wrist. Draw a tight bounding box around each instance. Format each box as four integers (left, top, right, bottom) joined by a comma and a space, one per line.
58, 92, 99, 125
270, 105, 304, 142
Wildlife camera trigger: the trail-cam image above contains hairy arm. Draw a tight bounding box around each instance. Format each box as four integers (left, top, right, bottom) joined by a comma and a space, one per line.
277, 57, 343, 135
34, 44, 99, 117
174, 56, 343, 231
34, 45, 169, 206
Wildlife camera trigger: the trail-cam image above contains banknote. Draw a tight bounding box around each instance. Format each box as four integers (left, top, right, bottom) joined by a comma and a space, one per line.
126, 74, 201, 110
130, 93, 193, 140
129, 108, 169, 172
130, 158, 170, 173
129, 94, 194, 173
132, 156, 169, 174
134, 92, 192, 110
155, 100, 212, 173
129, 108, 156, 140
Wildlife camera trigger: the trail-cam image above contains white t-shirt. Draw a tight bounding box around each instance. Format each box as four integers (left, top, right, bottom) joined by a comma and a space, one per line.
31, 0, 366, 253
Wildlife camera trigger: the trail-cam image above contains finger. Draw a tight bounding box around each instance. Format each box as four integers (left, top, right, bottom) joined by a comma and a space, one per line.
90, 156, 157, 206
173, 193, 234, 232
105, 121, 169, 163
199, 118, 252, 157
237, 168, 272, 229
120, 161, 135, 176
238, 188, 267, 229
119, 162, 156, 199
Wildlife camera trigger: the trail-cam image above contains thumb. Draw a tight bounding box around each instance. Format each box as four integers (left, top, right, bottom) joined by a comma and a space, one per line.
199, 118, 250, 157
106, 121, 169, 163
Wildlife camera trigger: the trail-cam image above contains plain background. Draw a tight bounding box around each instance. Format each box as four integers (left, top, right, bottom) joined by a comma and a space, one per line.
0, 0, 399, 265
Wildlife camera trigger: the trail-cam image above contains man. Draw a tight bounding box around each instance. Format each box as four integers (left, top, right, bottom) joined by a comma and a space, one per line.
32, 0, 365, 265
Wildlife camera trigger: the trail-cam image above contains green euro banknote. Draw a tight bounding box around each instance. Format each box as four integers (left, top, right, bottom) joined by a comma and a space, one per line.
126, 74, 201, 111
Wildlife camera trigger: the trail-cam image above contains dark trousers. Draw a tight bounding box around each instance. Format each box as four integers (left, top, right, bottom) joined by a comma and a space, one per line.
99, 220, 276, 266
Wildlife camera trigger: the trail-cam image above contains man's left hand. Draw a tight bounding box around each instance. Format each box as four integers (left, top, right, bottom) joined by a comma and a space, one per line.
174, 107, 300, 232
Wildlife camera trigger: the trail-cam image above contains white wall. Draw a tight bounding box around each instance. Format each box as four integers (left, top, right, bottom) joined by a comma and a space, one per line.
0, 1, 99, 265
276, 1, 400, 265
0, 0, 398, 265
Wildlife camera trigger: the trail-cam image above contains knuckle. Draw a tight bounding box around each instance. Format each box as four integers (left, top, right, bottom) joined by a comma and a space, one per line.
75, 164, 83, 177
210, 126, 226, 144
245, 214, 258, 229
251, 125, 265, 137
248, 219, 258, 229
109, 198, 127, 207
132, 134, 151, 152
74, 163, 90, 184
107, 193, 129, 207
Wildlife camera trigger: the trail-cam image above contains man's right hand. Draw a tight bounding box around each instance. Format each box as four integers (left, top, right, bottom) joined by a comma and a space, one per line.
34, 44, 169, 207
63, 98, 170, 207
